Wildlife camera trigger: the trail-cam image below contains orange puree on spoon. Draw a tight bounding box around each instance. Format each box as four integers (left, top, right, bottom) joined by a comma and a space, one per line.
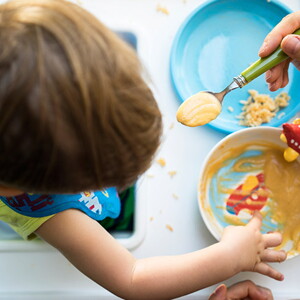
176, 92, 221, 127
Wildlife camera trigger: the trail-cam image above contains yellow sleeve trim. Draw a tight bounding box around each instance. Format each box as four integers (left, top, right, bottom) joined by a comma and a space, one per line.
0, 200, 54, 240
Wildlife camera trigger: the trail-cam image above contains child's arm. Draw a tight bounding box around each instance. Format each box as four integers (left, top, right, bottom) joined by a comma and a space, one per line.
35, 209, 285, 300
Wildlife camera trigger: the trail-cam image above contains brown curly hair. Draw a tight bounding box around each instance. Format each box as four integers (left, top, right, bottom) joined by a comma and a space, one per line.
0, 0, 162, 193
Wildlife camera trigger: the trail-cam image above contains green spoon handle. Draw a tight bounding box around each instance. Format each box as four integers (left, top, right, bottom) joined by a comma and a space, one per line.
241, 29, 300, 83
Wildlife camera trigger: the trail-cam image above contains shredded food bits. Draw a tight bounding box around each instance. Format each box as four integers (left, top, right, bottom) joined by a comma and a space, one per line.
237, 90, 290, 127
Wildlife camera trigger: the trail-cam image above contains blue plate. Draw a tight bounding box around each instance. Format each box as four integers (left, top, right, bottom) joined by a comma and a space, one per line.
170, 0, 300, 133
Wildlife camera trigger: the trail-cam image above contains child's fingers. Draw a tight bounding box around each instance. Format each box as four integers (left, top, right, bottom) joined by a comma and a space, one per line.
254, 262, 284, 281
260, 249, 287, 263
247, 211, 262, 230
263, 232, 283, 248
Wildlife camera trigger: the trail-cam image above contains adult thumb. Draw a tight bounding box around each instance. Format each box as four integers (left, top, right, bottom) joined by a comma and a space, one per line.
281, 34, 300, 68
208, 284, 227, 300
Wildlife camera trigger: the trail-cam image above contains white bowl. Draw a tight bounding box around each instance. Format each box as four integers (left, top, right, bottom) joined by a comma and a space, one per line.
198, 126, 299, 258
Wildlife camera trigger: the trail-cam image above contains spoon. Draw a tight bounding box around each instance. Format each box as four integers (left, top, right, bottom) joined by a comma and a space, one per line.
176, 29, 300, 127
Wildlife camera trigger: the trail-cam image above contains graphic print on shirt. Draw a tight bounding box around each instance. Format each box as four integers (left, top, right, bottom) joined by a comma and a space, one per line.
0, 187, 120, 220
6, 193, 54, 211
78, 191, 103, 214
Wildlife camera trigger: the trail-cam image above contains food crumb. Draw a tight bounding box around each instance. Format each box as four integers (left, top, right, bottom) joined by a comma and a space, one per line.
172, 193, 179, 199
169, 122, 175, 129
166, 224, 174, 232
149, 217, 154, 221
168, 170, 177, 178
227, 106, 234, 112
157, 158, 166, 167
146, 173, 155, 178
156, 4, 170, 15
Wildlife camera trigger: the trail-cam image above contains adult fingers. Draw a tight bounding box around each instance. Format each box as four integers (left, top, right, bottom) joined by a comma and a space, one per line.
292, 57, 300, 70
265, 60, 290, 91
209, 281, 274, 300
227, 280, 273, 300
208, 284, 227, 300
281, 35, 300, 68
253, 262, 284, 281
259, 12, 300, 57
265, 62, 286, 84
260, 249, 287, 263
268, 70, 284, 92
281, 59, 290, 87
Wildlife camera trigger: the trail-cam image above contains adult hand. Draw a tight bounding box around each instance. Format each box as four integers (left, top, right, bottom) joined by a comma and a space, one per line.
259, 11, 300, 91
208, 281, 273, 300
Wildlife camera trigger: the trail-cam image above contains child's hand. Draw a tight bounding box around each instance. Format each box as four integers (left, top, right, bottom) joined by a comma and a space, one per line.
258, 11, 300, 91
220, 211, 286, 280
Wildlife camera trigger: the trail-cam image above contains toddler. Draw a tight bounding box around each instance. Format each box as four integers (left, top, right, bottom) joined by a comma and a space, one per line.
0, 1, 285, 299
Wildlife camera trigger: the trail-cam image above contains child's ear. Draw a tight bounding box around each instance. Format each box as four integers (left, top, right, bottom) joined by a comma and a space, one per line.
0, 185, 23, 196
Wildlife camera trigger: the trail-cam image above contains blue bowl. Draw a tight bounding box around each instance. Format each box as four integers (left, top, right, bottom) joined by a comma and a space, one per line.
170, 0, 300, 133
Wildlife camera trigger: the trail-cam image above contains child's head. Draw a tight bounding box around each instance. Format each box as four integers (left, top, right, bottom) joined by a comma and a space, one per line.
0, 0, 162, 194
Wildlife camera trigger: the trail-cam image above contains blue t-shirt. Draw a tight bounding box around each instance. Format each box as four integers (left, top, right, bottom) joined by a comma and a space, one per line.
0, 187, 120, 221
